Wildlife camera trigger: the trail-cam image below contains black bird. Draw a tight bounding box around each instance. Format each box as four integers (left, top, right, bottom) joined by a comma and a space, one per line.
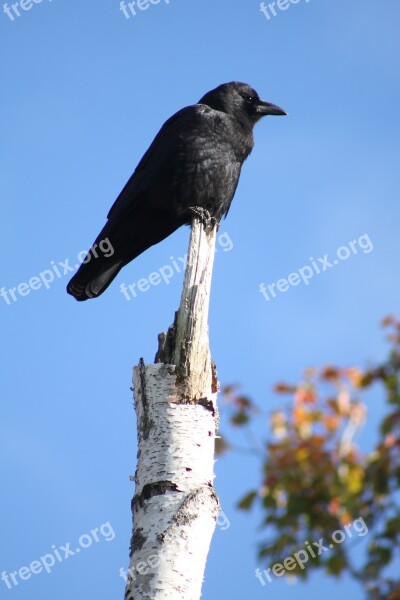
67, 82, 286, 301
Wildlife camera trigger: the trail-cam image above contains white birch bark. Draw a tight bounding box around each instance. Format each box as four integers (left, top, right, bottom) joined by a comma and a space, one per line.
124, 220, 220, 600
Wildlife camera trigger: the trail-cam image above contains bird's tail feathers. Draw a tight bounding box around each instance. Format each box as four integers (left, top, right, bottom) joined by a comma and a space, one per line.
67, 257, 124, 301
67, 213, 184, 301
66, 222, 127, 301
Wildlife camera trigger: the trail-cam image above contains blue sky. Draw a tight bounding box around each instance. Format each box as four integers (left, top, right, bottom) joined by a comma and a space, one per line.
1, 0, 399, 598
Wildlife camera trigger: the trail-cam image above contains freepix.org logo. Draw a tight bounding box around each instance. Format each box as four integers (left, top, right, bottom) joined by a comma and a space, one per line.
3, 0, 55, 22
255, 516, 369, 585
259, 234, 373, 303
1, 522, 116, 590
119, 0, 171, 20
0, 238, 114, 306
119, 231, 233, 301
259, 0, 311, 21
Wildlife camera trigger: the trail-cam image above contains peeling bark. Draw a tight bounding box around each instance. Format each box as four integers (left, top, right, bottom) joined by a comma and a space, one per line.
124, 220, 220, 600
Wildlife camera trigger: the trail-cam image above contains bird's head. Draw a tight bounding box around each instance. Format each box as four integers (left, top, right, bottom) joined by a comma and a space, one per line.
198, 82, 286, 128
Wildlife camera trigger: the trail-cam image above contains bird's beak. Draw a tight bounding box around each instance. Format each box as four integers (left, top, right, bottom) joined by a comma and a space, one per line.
256, 100, 287, 116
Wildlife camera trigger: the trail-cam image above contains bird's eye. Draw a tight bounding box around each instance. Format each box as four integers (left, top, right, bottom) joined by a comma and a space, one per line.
245, 95, 255, 104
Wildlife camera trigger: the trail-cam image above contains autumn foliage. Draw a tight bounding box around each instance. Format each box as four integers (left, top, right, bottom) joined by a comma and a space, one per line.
221, 317, 400, 600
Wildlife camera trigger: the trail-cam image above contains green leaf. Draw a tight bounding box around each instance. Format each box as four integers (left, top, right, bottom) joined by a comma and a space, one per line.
262, 494, 277, 509
385, 516, 400, 536
325, 553, 348, 576
230, 412, 249, 426
237, 491, 257, 511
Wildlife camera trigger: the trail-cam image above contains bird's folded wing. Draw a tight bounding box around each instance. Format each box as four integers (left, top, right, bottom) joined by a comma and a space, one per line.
106, 105, 212, 222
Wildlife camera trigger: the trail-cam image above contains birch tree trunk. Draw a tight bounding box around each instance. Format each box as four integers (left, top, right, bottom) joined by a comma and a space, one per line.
124, 219, 220, 600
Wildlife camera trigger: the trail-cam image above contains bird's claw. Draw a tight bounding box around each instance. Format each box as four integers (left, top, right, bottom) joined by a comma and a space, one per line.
188, 206, 218, 232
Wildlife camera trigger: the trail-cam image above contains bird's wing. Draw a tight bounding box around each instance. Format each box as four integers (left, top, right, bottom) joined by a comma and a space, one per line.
106, 105, 210, 222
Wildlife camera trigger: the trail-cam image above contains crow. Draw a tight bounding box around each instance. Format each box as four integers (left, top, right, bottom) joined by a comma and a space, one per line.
67, 82, 286, 301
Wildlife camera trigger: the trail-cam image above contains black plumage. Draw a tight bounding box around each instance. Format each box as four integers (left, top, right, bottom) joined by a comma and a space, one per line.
67, 82, 286, 301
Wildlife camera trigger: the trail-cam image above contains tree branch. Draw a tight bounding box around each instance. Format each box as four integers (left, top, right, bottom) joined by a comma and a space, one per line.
124, 220, 220, 600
